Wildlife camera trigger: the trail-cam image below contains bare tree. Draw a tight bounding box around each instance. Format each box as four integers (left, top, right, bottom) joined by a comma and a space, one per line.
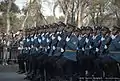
53, 0, 90, 27
6, 0, 13, 34
21, 0, 47, 30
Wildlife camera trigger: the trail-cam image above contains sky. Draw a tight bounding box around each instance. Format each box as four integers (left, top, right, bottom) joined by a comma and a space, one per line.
15, 0, 63, 17
15, 0, 26, 10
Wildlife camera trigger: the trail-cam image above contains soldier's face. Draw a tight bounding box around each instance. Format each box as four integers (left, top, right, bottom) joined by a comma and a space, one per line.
93, 30, 97, 34
81, 30, 85, 35
52, 28, 56, 33
58, 27, 64, 32
86, 30, 91, 35
25, 32, 29, 36
75, 31, 79, 36
101, 30, 107, 35
112, 29, 118, 35
67, 28, 73, 32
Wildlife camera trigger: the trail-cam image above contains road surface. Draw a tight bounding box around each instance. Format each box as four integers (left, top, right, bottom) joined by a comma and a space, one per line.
0, 64, 28, 81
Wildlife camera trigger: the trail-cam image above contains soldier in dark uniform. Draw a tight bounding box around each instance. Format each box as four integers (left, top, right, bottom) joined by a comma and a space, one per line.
93, 26, 112, 77
31, 26, 45, 81
17, 28, 30, 74
79, 26, 95, 77
55, 24, 79, 80
31, 25, 52, 81
26, 27, 39, 79
44, 23, 66, 79
107, 26, 120, 77
91, 26, 102, 57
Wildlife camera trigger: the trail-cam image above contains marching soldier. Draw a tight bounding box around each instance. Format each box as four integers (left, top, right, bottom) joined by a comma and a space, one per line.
17, 29, 28, 74
55, 24, 79, 79
108, 26, 120, 77
44, 23, 66, 79
94, 26, 112, 77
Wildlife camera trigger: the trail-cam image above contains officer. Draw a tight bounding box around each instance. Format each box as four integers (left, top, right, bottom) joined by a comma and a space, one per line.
109, 26, 120, 62
93, 26, 112, 77
17, 31, 25, 74
108, 26, 120, 77
33, 25, 53, 81
81, 26, 94, 77
41, 23, 60, 81
17, 28, 30, 74
56, 24, 79, 78
44, 22, 66, 78
77, 26, 86, 77
26, 27, 38, 79
32, 26, 45, 81
91, 26, 102, 57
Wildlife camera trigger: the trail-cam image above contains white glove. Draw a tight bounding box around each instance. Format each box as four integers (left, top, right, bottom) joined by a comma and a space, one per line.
42, 37, 45, 40
78, 36, 82, 40
31, 38, 34, 41
89, 45, 92, 49
92, 35, 97, 40
27, 38, 30, 42
52, 35, 55, 40
39, 46, 42, 48
111, 35, 116, 39
34, 36, 37, 39
25, 47, 28, 50
36, 48, 38, 51
47, 46, 50, 49
57, 32, 60, 34
96, 48, 99, 52
60, 32, 62, 34
104, 45, 107, 49
53, 46, 56, 50
28, 47, 31, 50
85, 38, 89, 43
82, 48, 85, 51
58, 36, 62, 41
66, 37, 70, 42
31, 45, 34, 48
101, 37, 105, 41
23, 38, 25, 40
47, 38, 50, 43
61, 48, 64, 52
38, 38, 41, 43
45, 48, 47, 52
20, 41, 23, 44
18, 47, 21, 50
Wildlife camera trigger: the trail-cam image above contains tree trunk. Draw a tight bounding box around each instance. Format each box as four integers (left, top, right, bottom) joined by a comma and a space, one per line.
6, 0, 12, 35
77, 5, 83, 28
64, 11, 69, 24
21, 11, 29, 29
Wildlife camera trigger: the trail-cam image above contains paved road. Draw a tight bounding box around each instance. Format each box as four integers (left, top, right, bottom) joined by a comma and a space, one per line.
0, 64, 28, 81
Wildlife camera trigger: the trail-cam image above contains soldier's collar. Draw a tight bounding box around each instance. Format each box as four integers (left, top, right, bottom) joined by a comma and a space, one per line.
92, 35, 98, 39
30, 34, 33, 37
82, 34, 86, 37
41, 33, 44, 36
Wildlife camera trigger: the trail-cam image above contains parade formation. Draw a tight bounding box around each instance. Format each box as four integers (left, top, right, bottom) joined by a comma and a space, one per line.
16, 22, 120, 81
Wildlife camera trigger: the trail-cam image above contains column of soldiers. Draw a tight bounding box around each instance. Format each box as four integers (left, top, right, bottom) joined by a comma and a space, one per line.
17, 22, 120, 81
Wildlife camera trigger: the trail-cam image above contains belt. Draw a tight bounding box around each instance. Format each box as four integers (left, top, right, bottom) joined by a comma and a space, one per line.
66, 50, 76, 52
110, 51, 120, 54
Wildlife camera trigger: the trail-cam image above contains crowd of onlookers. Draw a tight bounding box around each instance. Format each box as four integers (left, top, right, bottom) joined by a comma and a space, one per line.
0, 30, 23, 65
